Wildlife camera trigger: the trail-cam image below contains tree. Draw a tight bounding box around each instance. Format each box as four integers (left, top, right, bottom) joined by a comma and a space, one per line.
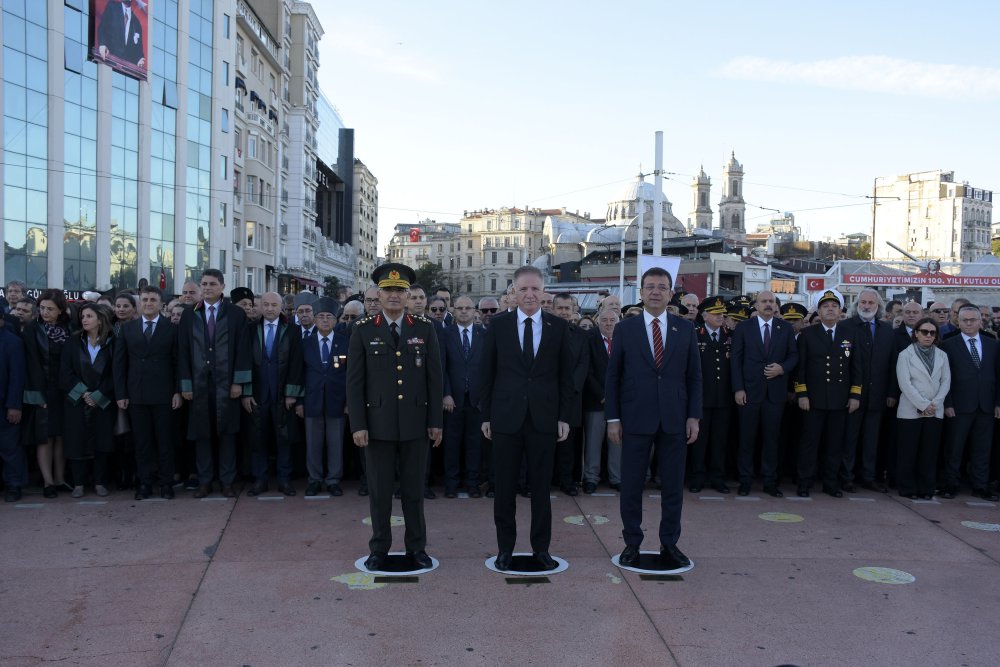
322, 275, 342, 298
848, 242, 871, 260
993, 239, 1000, 258
414, 262, 448, 290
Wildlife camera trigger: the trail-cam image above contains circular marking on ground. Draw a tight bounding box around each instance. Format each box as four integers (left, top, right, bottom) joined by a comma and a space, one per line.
852, 567, 915, 584
611, 552, 695, 574
758, 511, 804, 523
354, 553, 440, 576
330, 572, 387, 590
563, 514, 610, 526
961, 520, 1000, 532
362, 515, 405, 526
484, 553, 569, 576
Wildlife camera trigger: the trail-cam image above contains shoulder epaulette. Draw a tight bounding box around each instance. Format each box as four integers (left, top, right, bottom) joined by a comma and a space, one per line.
356, 315, 373, 326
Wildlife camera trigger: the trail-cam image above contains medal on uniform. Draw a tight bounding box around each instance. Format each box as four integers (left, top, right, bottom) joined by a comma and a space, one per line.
333, 353, 340, 368
415, 354, 422, 368
842, 340, 852, 358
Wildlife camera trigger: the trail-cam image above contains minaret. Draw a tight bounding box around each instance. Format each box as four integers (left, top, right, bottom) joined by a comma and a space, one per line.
690, 166, 713, 230
718, 152, 746, 237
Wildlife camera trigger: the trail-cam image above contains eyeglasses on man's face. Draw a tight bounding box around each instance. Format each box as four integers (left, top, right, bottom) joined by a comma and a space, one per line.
930, 309, 948, 314
364, 298, 380, 304
429, 307, 446, 313
479, 308, 498, 313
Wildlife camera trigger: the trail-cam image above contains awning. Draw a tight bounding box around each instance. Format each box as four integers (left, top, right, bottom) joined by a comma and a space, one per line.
294, 276, 320, 288
268, 109, 278, 121
235, 77, 246, 92
249, 90, 259, 103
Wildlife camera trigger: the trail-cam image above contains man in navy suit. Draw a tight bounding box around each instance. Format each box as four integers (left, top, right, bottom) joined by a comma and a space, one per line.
582, 308, 620, 494
0, 321, 26, 502
606, 267, 702, 570
440, 296, 485, 497
730, 290, 798, 497
940, 304, 1000, 501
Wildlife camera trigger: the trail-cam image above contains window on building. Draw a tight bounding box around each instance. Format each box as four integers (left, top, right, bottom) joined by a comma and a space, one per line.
222, 61, 229, 85
507, 252, 513, 264
490, 278, 496, 291
467, 255, 472, 267
467, 239, 472, 249
491, 252, 497, 264
247, 132, 257, 159
221, 108, 229, 133
219, 202, 227, 227
246, 221, 256, 248
237, 35, 244, 61
223, 14, 231, 38
219, 155, 227, 180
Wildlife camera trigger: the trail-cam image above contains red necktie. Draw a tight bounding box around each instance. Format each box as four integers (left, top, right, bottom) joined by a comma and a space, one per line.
605, 337, 612, 356
652, 318, 663, 369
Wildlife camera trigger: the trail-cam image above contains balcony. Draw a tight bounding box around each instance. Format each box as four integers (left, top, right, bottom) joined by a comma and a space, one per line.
245, 112, 274, 136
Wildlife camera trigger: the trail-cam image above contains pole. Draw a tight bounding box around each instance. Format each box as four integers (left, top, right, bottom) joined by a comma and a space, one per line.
636, 173, 644, 286
870, 177, 877, 261
653, 131, 663, 257
619, 233, 626, 299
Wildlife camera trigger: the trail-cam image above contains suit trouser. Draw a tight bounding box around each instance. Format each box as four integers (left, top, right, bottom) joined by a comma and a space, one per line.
583, 410, 620, 485
0, 420, 26, 487
443, 396, 481, 492
194, 389, 237, 486
737, 401, 784, 485
492, 424, 556, 553
798, 407, 848, 489
248, 401, 294, 483
555, 426, 582, 486
941, 412, 994, 490
843, 406, 884, 483
620, 428, 686, 547
305, 415, 344, 485
895, 417, 942, 496
689, 406, 730, 486
365, 438, 427, 553
130, 403, 175, 487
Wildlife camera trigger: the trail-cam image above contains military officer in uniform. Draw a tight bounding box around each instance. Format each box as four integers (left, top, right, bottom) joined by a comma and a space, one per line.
793, 289, 862, 497
689, 296, 733, 493
347, 263, 443, 572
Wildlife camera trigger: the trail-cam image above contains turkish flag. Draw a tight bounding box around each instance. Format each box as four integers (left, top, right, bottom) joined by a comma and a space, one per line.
806, 278, 824, 291
159, 267, 167, 290
409, 228, 420, 242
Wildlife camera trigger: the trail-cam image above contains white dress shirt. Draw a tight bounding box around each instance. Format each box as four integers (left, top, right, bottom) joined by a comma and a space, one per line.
643, 309, 667, 357
516, 309, 541, 355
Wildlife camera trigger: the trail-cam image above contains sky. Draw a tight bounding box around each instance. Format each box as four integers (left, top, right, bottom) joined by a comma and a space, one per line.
311, 0, 999, 253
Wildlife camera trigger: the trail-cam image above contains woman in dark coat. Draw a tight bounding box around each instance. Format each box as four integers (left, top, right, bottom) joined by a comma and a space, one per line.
61, 304, 117, 498
23, 289, 72, 498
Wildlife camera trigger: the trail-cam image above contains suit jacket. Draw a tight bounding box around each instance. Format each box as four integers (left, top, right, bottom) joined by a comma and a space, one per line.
243, 316, 304, 405
0, 328, 25, 411
301, 329, 349, 418
563, 324, 591, 427
113, 317, 179, 405
479, 310, 573, 435
60, 335, 117, 457
346, 312, 443, 440
604, 311, 702, 435
97, 1, 145, 65
696, 325, 733, 409
941, 334, 1000, 414
840, 315, 899, 410
896, 344, 950, 419
794, 322, 863, 409
583, 334, 612, 413
730, 315, 798, 404
440, 322, 486, 408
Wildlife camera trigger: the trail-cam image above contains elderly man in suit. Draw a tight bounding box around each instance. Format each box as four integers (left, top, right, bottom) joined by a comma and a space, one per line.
582, 307, 620, 494
731, 290, 798, 497
480, 266, 572, 571
0, 320, 26, 502
606, 267, 702, 570
440, 296, 486, 498
940, 304, 1000, 501
347, 264, 443, 572
113, 286, 182, 500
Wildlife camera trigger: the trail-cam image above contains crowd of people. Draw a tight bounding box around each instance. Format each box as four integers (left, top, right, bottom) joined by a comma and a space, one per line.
1, 274, 999, 518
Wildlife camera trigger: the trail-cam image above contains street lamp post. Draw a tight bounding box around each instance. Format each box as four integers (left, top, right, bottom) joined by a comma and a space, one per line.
619, 215, 641, 299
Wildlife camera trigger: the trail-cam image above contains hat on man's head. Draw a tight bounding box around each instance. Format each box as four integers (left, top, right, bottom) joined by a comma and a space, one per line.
814, 289, 844, 310
313, 297, 341, 317
230, 287, 254, 304
372, 262, 416, 289
293, 291, 318, 308
780, 302, 809, 321
699, 296, 727, 315
728, 304, 752, 321
669, 291, 687, 307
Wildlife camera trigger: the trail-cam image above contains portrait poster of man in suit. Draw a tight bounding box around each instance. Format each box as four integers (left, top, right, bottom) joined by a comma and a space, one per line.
90, 0, 148, 81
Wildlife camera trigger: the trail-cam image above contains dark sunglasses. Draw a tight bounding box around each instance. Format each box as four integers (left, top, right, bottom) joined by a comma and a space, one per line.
429, 307, 446, 313
480, 308, 498, 313
916, 329, 937, 336
341, 314, 358, 320
930, 309, 948, 314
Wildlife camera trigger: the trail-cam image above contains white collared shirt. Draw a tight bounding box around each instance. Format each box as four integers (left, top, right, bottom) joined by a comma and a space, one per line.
516, 308, 541, 355
823, 324, 837, 338
316, 331, 333, 357
643, 309, 667, 357
962, 332, 980, 359
141, 314, 159, 336
757, 315, 773, 343
705, 325, 720, 340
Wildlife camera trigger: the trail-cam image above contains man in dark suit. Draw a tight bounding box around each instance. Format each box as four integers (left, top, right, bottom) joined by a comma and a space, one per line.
582, 308, 620, 494
940, 304, 1000, 501
347, 264, 443, 571
552, 292, 590, 496
241, 291, 303, 497
114, 285, 181, 500
893, 301, 923, 352
794, 290, 863, 498
0, 321, 26, 502
606, 267, 702, 570
731, 290, 798, 497
97, 0, 146, 68
178, 269, 251, 498
689, 296, 732, 494
440, 296, 485, 497
480, 265, 572, 571
841, 289, 899, 493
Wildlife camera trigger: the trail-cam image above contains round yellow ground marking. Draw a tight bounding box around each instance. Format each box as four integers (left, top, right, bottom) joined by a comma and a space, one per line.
961, 521, 1000, 532
758, 512, 804, 523
563, 514, 611, 525
852, 567, 915, 584
362, 515, 405, 526
330, 573, 387, 590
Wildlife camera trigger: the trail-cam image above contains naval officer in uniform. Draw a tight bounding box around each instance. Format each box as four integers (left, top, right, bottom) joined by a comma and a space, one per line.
347, 263, 443, 571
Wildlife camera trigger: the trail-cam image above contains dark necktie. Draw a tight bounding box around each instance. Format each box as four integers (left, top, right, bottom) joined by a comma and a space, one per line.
711, 331, 718, 344
462, 328, 471, 359
763, 322, 770, 353
828, 328, 834, 343
390, 322, 400, 347
969, 338, 981, 368
523, 317, 534, 366
265, 322, 275, 356
321, 336, 330, 364
144, 320, 154, 340
652, 318, 664, 369
869, 320, 876, 340
207, 305, 216, 340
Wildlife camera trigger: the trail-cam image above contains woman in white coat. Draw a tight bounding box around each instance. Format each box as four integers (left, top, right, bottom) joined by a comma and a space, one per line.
895, 317, 950, 499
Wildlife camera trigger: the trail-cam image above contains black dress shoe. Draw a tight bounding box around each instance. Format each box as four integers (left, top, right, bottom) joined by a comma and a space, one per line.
277, 482, 296, 496
305, 481, 322, 496
494, 551, 513, 571
619, 545, 641, 567
4, 487, 22, 502
485, 488, 495, 498
327, 483, 343, 497
609, 483, 621, 491
860, 480, 887, 493
445, 490, 458, 499
357, 483, 368, 496
517, 486, 530, 498
183, 478, 200, 490
408, 550, 433, 569
972, 488, 1000, 502
842, 482, 857, 493
737, 483, 750, 496
763, 485, 783, 498
713, 482, 731, 494
823, 486, 843, 498
797, 486, 810, 498
247, 481, 268, 497
43, 485, 58, 499
221, 485, 237, 498
424, 487, 436, 499
562, 485, 579, 497
582, 481, 597, 494
364, 552, 387, 571
134, 484, 152, 501
468, 487, 482, 498
193, 485, 211, 499
660, 544, 691, 570
688, 484, 703, 494
939, 489, 956, 500
534, 552, 557, 570
160, 485, 175, 499
393, 487, 401, 499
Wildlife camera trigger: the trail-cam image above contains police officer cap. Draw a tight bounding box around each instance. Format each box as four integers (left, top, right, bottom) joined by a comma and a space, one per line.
373, 262, 416, 289
669, 291, 687, 307
780, 302, 809, 321
699, 296, 727, 315
313, 297, 340, 317
230, 287, 254, 304
293, 291, 318, 308
728, 304, 752, 321
814, 289, 844, 310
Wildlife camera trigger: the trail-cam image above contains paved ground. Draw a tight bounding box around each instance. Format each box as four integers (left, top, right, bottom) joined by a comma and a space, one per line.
1, 483, 998, 667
